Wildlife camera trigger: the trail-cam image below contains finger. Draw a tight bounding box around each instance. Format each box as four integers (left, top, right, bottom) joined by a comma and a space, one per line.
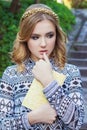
43, 53, 50, 63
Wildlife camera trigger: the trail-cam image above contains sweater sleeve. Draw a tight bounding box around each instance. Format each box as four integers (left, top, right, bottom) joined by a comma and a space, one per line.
0, 68, 33, 130
43, 66, 85, 130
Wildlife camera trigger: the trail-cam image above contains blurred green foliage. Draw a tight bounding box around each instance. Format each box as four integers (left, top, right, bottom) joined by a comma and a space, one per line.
0, 0, 75, 77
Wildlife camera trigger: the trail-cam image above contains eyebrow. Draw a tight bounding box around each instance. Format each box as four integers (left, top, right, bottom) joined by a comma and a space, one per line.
31, 31, 55, 36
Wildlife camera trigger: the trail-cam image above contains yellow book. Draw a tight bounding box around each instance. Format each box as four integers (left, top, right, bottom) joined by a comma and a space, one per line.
22, 70, 66, 110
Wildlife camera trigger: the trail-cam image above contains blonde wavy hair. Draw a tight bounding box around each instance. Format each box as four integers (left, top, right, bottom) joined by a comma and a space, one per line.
11, 4, 67, 72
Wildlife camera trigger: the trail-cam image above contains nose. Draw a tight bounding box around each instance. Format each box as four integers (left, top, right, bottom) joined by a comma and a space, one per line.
40, 37, 47, 47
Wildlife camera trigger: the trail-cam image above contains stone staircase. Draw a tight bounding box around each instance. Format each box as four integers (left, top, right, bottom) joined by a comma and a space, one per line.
68, 43, 87, 130
68, 43, 87, 88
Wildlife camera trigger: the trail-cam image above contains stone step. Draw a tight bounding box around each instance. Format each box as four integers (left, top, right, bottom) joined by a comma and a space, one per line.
72, 43, 87, 51
68, 58, 87, 67
82, 87, 87, 123
82, 81, 87, 88
83, 87, 87, 101
82, 77, 87, 88
79, 67, 87, 77
69, 51, 87, 59
80, 123, 87, 130
80, 88, 87, 130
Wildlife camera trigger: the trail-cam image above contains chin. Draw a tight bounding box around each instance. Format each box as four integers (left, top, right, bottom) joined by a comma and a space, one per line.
39, 56, 44, 59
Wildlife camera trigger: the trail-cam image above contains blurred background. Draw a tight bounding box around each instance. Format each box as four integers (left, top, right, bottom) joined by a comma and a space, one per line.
0, 0, 87, 129
0, 0, 87, 77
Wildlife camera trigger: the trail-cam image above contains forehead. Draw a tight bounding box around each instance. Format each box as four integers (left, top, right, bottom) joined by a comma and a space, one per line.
32, 19, 55, 34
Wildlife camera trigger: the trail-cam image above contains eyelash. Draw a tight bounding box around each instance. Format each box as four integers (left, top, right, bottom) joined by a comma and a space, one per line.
47, 34, 54, 38
31, 36, 39, 40
31, 33, 54, 40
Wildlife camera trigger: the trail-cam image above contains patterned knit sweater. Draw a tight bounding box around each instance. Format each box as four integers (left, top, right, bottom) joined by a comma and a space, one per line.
0, 59, 84, 130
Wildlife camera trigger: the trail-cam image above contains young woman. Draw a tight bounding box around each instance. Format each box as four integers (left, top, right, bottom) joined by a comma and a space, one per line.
0, 3, 84, 130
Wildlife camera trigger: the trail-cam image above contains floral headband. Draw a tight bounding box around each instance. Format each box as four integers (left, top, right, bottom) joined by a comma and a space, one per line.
21, 8, 58, 21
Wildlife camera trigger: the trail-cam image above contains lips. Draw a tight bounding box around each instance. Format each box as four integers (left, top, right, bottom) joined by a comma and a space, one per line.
39, 50, 48, 54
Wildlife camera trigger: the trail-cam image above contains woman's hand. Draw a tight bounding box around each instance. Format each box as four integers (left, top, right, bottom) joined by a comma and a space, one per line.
32, 53, 54, 86
28, 103, 57, 125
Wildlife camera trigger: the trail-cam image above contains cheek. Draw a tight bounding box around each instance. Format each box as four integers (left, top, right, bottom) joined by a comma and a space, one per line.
27, 42, 34, 54
27, 43, 32, 50
48, 39, 56, 49
27, 40, 35, 50
28, 44, 36, 54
